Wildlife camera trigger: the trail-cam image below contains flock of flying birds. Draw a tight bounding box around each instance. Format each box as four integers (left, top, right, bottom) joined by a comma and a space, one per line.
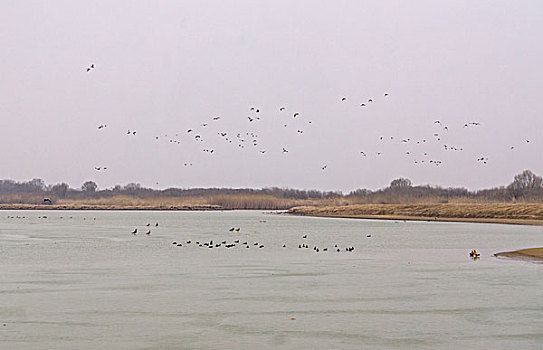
86, 63, 534, 175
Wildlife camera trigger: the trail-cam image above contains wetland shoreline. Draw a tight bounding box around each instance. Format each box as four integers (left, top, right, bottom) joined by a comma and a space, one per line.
287, 203, 543, 226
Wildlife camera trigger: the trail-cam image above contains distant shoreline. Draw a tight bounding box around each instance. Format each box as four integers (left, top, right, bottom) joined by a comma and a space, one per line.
287, 203, 543, 226
0, 204, 225, 211
2, 203, 543, 226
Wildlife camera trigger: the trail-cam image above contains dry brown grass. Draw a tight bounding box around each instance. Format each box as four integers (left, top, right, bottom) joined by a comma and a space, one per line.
0, 195, 220, 210
0, 194, 341, 210
288, 203, 543, 225
208, 194, 345, 210
58, 196, 211, 208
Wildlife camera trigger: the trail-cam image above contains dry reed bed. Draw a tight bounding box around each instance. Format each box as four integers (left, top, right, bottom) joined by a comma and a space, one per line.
288, 203, 543, 224
0, 194, 330, 210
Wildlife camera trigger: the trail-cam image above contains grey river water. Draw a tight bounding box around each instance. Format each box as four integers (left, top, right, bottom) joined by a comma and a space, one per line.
1, 210, 542, 349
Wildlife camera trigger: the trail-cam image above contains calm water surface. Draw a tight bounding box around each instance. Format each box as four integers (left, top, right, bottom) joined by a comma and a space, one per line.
1, 210, 542, 349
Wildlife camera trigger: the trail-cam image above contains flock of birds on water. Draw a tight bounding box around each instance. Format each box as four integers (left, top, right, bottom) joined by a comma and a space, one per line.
127, 220, 363, 253
168, 229, 363, 253
6, 214, 364, 253
84, 63, 534, 177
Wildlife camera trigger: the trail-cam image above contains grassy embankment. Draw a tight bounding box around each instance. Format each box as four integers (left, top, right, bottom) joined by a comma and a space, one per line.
288, 203, 543, 225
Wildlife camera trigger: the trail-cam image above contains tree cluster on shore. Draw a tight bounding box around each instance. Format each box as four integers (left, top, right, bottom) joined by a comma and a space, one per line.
0, 170, 541, 209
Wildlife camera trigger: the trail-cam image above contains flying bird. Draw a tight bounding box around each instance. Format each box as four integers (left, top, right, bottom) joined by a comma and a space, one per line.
293, 112, 299, 118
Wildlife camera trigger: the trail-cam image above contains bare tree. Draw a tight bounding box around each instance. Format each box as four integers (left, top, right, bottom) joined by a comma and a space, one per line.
507, 170, 543, 199
50, 183, 70, 198
390, 178, 412, 189
81, 181, 98, 193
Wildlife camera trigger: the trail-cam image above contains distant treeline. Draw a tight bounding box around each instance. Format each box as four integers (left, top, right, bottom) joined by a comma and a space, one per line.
0, 170, 542, 208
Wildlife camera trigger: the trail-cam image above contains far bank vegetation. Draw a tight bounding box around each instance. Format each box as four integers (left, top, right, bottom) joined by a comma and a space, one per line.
0, 170, 542, 210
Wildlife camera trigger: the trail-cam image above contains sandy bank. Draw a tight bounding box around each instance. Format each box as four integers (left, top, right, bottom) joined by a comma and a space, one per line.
494, 248, 543, 261
288, 203, 543, 226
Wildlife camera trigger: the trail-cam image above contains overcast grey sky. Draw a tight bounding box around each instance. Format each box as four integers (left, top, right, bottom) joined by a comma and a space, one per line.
2, 0, 542, 192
